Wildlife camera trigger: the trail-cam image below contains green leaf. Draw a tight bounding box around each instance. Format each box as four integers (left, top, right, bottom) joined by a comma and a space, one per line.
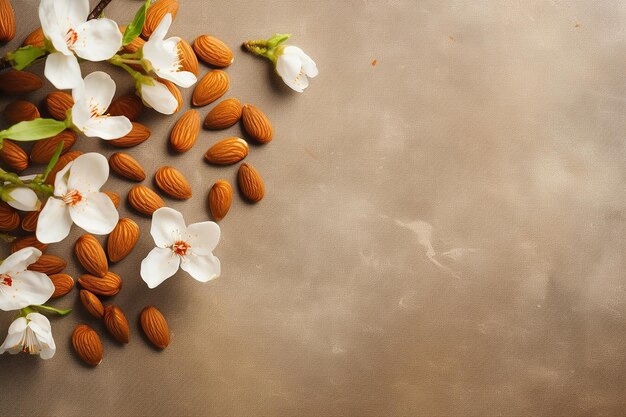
122, 0, 151, 46
42, 142, 65, 182
267, 33, 291, 50
6, 46, 47, 70
0, 119, 67, 142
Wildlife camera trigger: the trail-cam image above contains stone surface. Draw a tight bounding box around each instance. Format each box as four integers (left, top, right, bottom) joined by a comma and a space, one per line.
1, 1, 626, 415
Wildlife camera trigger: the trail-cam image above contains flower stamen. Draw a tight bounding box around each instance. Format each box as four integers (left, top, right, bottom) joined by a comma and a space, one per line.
65, 28, 78, 48
172, 240, 190, 257
62, 189, 83, 206
0, 274, 12, 287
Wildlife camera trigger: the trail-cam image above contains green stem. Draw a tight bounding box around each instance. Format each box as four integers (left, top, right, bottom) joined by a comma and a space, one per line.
0, 233, 16, 243
31, 304, 72, 316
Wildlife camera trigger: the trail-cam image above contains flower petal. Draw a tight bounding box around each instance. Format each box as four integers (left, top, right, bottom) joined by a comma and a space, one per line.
53, 0, 89, 31
144, 34, 178, 71
67, 153, 109, 193
150, 207, 186, 247
140, 247, 180, 289
36, 198, 72, 244
80, 71, 117, 113
180, 253, 220, 283
0, 317, 27, 355
0, 247, 41, 275
6, 187, 40, 211
82, 116, 133, 140
53, 162, 73, 197
284, 46, 318, 78
0, 270, 54, 312
38, 0, 59, 39
27, 313, 56, 359
72, 18, 122, 61
69, 192, 118, 235
151, 12, 172, 42
139, 80, 178, 115
44, 52, 82, 90
186, 221, 220, 255
157, 68, 197, 88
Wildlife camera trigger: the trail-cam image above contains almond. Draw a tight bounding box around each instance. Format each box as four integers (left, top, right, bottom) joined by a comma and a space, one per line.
161, 79, 182, 112
128, 185, 165, 216
203, 98, 242, 130
45, 91, 74, 120
75, 234, 108, 277
178, 38, 199, 76
140, 306, 170, 349
104, 191, 121, 208
108, 94, 143, 121
21, 209, 40, 232
0, 140, 29, 172
28, 254, 66, 275
192, 70, 229, 107
238, 163, 265, 202
143, 0, 178, 37
169, 110, 200, 153
108, 122, 150, 148
11, 234, 47, 253
122, 34, 145, 54
22, 27, 44, 48
104, 305, 130, 344
154, 166, 192, 200
208, 180, 233, 221
45, 151, 82, 185
78, 271, 122, 297
0, 0, 15, 42
0, 202, 19, 232
3, 100, 40, 124
0, 70, 42, 94
80, 290, 105, 319
72, 324, 103, 366
50, 273, 74, 298
109, 152, 146, 182
107, 218, 140, 263
242, 104, 273, 143
204, 137, 248, 165
193, 35, 233, 68
30, 130, 77, 164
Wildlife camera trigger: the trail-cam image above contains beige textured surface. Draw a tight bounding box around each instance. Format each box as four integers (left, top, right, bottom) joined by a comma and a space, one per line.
2, 0, 626, 415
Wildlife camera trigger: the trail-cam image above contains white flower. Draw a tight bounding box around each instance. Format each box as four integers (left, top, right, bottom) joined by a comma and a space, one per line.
142, 14, 197, 88
0, 247, 54, 311
141, 207, 221, 289
38, 0, 123, 90
137, 77, 179, 115
36, 153, 119, 244
0, 313, 56, 359
71, 72, 133, 140
3, 187, 40, 212
275, 46, 318, 92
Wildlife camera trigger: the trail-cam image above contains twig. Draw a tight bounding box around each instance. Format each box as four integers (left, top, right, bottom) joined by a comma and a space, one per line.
88, 0, 114, 20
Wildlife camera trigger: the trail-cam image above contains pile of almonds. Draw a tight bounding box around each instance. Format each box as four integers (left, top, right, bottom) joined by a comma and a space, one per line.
0, 0, 275, 366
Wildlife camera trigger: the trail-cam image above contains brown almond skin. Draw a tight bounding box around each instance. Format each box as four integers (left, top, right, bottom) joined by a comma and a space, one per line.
45, 151, 82, 185
28, 254, 67, 275
0, 140, 29, 172
192, 70, 229, 107
108, 94, 144, 121
140, 306, 170, 349
30, 130, 77, 164
3, 101, 40, 124
21, 210, 40, 232
161, 79, 183, 112
204, 137, 249, 165
80, 290, 105, 319
104, 305, 130, 344
22, 27, 44, 48
193, 35, 233, 68
209, 180, 233, 221
78, 271, 122, 297
204, 98, 242, 130
107, 218, 140, 262
143, 0, 178, 38
0, 0, 16, 42
122, 34, 145, 54
238, 163, 265, 203
72, 324, 103, 366
104, 191, 121, 208
128, 185, 165, 216
178, 38, 199, 76
108, 122, 150, 148
0, 202, 20, 232
50, 273, 74, 298
154, 166, 192, 200
170, 110, 201, 153
75, 234, 108, 277
11, 234, 47, 253
0, 71, 42, 94
45, 91, 74, 120
109, 152, 146, 182
242, 104, 274, 143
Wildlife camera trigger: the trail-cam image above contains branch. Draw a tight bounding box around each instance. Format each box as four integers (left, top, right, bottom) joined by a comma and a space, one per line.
88, 0, 114, 21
